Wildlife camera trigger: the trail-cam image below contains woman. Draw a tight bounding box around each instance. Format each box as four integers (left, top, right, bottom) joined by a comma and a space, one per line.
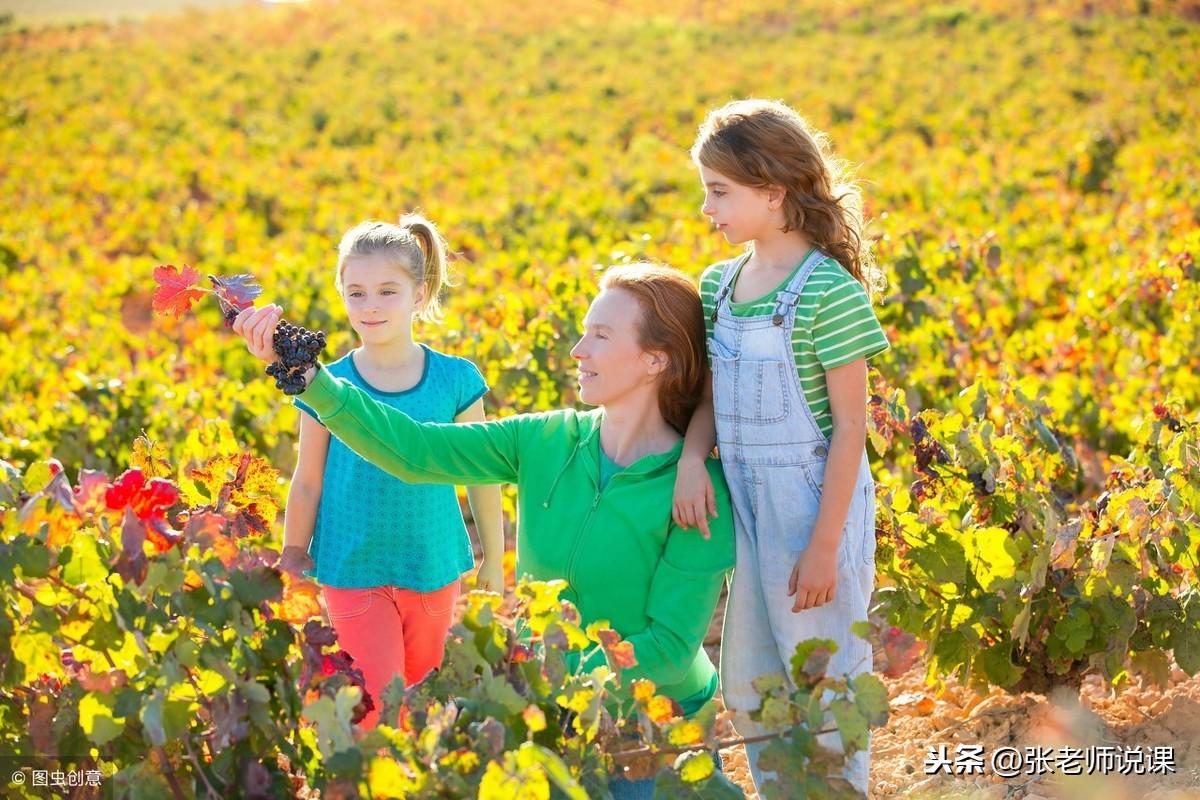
234, 262, 735, 796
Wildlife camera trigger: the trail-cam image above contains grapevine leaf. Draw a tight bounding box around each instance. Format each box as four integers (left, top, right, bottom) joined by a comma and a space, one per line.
131, 435, 173, 480
851, 673, 889, 726
79, 692, 124, 746
152, 264, 207, 316
830, 697, 869, 752
71, 469, 110, 518
277, 575, 323, 623
208, 273, 261, 310
790, 638, 837, 688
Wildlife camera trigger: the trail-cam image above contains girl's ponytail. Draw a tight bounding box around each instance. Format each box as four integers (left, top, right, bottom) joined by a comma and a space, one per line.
399, 213, 452, 323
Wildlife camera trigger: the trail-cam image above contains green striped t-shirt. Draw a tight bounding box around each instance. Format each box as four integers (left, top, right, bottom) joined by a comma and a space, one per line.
700, 253, 889, 439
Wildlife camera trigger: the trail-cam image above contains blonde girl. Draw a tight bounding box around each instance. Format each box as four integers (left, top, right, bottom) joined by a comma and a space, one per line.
284, 215, 504, 726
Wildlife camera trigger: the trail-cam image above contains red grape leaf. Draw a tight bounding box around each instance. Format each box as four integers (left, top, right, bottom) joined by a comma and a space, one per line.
595, 627, 638, 673
116, 507, 149, 585
152, 265, 207, 316
881, 627, 925, 678
105, 469, 180, 522
606, 640, 638, 670
145, 517, 183, 553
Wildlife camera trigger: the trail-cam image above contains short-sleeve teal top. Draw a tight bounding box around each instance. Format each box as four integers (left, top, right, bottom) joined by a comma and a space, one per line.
293, 345, 488, 590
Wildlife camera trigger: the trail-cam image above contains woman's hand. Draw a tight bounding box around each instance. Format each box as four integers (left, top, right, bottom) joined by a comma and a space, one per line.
232, 304, 283, 363
475, 558, 504, 594
672, 455, 718, 539
787, 540, 839, 612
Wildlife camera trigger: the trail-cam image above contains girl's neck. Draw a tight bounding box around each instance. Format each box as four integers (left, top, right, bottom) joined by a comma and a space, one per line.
356, 333, 422, 370
749, 228, 815, 273
598, 388, 680, 466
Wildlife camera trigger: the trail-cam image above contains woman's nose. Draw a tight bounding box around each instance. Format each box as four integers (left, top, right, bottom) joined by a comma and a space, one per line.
569, 338, 586, 359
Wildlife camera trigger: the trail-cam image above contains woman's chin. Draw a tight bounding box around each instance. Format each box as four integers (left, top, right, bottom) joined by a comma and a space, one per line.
577, 383, 605, 407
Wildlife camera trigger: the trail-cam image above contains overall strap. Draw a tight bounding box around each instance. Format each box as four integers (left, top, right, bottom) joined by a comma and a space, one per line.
709, 253, 751, 323
770, 248, 828, 326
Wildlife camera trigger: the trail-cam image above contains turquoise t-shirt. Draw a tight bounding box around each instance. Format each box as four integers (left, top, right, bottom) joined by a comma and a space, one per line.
597, 447, 622, 491
293, 345, 488, 590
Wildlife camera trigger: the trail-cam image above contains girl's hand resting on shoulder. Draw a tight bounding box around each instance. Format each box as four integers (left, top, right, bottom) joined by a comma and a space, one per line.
232, 304, 283, 363
672, 455, 718, 539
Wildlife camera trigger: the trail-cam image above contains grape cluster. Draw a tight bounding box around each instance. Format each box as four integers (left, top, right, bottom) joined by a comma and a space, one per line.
265, 320, 326, 395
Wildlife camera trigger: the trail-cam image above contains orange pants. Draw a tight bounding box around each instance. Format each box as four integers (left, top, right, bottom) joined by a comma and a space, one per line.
323, 580, 460, 727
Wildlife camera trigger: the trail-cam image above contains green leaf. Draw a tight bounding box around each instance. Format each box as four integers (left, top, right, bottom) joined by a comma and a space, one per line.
1052, 606, 1094, 656
229, 567, 283, 606
978, 642, 1024, 688
378, 675, 407, 730
140, 692, 189, 747
140, 692, 167, 747
758, 695, 798, 731
909, 536, 967, 584
970, 382, 989, 420
12, 539, 51, 578
80, 692, 125, 746
1174, 625, 1200, 675
1033, 417, 1060, 453
302, 689, 358, 758
851, 673, 889, 726
113, 763, 173, 800
652, 765, 744, 799
966, 526, 1018, 590
829, 698, 869, 753
750, 672, 787, 697
60, 531, 107, 586
1130, 648, 1171, 686
517, 743, 588, 800
482, 669, 526, 715
12, 630, 59, 683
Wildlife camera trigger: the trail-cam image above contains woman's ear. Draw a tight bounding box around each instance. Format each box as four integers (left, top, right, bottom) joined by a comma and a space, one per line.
643, 349, 670, 377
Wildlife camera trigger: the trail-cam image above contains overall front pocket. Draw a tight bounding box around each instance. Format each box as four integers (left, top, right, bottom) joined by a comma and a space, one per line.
714, 357, 791, 426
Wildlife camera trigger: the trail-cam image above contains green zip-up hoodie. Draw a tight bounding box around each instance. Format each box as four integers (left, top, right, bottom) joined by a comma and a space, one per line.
298, 365, 736, 709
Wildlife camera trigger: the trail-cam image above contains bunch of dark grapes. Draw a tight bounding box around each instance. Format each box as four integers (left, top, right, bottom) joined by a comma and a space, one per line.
266, 320, 326, 395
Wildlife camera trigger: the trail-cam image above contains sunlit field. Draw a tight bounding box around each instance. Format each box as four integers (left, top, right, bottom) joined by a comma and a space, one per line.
2, 1, 1198, 796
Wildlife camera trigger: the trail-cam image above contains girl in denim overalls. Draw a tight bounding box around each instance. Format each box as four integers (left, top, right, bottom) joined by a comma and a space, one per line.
673, 99, 890, 796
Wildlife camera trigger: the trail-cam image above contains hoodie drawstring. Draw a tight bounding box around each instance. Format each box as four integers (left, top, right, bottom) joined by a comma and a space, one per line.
543, 441, 584, 508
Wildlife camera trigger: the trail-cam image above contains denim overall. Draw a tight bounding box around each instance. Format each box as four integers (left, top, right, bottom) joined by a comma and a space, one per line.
710, 249, 876, 795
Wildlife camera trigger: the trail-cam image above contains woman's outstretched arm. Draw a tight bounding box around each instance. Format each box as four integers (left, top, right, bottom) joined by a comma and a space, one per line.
234, 304, 522, 486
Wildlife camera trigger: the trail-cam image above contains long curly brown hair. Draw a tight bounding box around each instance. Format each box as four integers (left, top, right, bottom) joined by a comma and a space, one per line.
691, 99, 884, 295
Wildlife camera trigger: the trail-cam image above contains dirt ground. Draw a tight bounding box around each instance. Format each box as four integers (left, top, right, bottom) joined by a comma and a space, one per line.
708, 645, 1200, 800
697, 596, 1200, 799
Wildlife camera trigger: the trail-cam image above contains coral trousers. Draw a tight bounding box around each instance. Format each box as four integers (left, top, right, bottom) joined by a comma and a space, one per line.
323, 580, 460, 727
